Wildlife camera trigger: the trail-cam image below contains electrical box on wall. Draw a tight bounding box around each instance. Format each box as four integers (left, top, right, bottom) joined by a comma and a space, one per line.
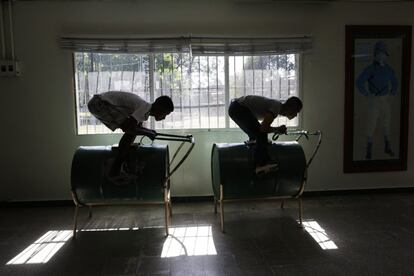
0, 60, 21, 77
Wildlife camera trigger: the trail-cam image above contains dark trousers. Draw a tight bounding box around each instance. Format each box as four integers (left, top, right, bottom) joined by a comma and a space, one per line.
228, 100, 269, 166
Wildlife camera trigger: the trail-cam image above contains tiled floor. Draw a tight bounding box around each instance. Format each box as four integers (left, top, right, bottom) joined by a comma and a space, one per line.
0, 193, 413, 275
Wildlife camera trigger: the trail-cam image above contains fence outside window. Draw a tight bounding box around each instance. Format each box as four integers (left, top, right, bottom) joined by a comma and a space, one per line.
74, 52, 300, 134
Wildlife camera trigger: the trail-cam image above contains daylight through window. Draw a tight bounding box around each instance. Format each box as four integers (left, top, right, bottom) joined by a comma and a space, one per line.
74, 53, 300, 134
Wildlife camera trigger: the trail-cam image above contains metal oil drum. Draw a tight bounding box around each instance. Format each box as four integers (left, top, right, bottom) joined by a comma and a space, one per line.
211, 141, 306, 199
71, 144, 169, 204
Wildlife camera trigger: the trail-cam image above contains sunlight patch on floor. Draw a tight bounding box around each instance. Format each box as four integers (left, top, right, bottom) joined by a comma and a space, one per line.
7, 230, 72, 265
161, 225, 217, 258
302, 220, 338, 250
81, 227, 139, 232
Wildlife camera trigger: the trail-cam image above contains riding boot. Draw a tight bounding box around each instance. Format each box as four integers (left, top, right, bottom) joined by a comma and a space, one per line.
384, 140, 394, 157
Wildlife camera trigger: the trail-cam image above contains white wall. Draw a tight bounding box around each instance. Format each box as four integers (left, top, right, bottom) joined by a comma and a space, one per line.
1, 0, 413, 201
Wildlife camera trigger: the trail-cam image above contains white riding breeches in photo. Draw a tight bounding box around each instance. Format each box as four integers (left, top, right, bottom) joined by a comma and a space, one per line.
365, 95, 392, 138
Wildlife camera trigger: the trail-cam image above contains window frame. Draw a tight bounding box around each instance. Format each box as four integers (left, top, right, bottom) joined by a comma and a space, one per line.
72, 52, 303, 135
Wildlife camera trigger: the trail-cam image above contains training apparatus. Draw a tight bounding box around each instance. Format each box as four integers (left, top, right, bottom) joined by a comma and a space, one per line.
211, 130, 322, 232
71, 132, 195, 238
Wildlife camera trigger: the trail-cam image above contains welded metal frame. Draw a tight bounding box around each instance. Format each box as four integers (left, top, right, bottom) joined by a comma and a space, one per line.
71, 133, 195, 239
214, 130, 322, 233
71, 185, 171, 238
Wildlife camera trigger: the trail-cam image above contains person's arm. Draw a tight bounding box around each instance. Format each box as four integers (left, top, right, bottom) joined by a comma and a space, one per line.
137, 125, 157, 139
259, 112, 287, 134
356, 66, 371, 96
121, 117, 157, 139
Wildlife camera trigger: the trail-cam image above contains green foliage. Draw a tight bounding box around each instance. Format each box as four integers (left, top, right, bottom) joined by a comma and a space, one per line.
75, 52, 150, 72
75, 52, 220, 74
243, 55, 296, 71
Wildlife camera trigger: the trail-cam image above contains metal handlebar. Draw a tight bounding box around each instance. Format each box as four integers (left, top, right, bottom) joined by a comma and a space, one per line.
272, 130, 322, 169
302, 131, 322, 168
154, 132, 194, 143
143, 132, 195, 186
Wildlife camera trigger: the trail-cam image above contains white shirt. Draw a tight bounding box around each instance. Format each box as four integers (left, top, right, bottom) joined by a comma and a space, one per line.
236, 95, 281, 120
99, 91, 152, 123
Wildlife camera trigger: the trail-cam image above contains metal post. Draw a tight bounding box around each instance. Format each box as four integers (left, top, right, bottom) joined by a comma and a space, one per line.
0, 0, 6, 59
164, 187, 170, 236
298, 197, 303, 228
73, 206, 79, 239
164, 201, 170, 236
149, 54, 155, 129
8, 0, 14, 60
224, 56, 230, 128
167, 182, 172, 218
220, 185, 224, 233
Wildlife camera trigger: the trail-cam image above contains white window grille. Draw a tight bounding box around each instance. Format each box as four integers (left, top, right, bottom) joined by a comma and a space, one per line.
74, 53, 150, 134
153, 54, 226, 130
73, 52, 300, 134
229, 54, 300, 128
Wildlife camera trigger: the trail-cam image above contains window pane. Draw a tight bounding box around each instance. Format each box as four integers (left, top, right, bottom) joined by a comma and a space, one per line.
229, 54, 299, 128
154, 54, 225, 130
73, 52, 299, 134
74, 52, 150, 134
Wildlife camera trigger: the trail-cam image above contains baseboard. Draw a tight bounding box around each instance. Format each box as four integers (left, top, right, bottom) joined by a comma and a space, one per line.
1, 187, 413, 207
0, 200, 74, 207
0, 197, 216, 207
171, 196, 214, 203
303, 187, 414, 197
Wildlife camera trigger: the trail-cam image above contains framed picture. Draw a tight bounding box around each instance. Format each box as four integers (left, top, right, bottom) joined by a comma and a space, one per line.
344, 25, 411, 173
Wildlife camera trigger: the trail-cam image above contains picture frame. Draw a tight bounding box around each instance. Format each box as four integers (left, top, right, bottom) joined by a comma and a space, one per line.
344, 25, 411, 173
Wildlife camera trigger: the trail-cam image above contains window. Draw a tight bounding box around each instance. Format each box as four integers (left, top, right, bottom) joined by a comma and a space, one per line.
74, 53, 150, 134
73, 52, 300, 134
153, 54, 226, 130
228, 55, 299, 128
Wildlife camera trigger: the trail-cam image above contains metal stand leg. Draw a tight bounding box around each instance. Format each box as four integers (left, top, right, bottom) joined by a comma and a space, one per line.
214, 197, 218, 214
168, 201, 172, 218
88, 206, 92, 219
298, 197, 304, 228
164, 201, 170, 236
220, 185, 224, 233
164, 187, 170, 236
73, 206, 79, 239
280, 200, 285, 209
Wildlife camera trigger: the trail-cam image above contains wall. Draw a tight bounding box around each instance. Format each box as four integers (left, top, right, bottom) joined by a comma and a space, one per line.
1, 0, 413, 201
